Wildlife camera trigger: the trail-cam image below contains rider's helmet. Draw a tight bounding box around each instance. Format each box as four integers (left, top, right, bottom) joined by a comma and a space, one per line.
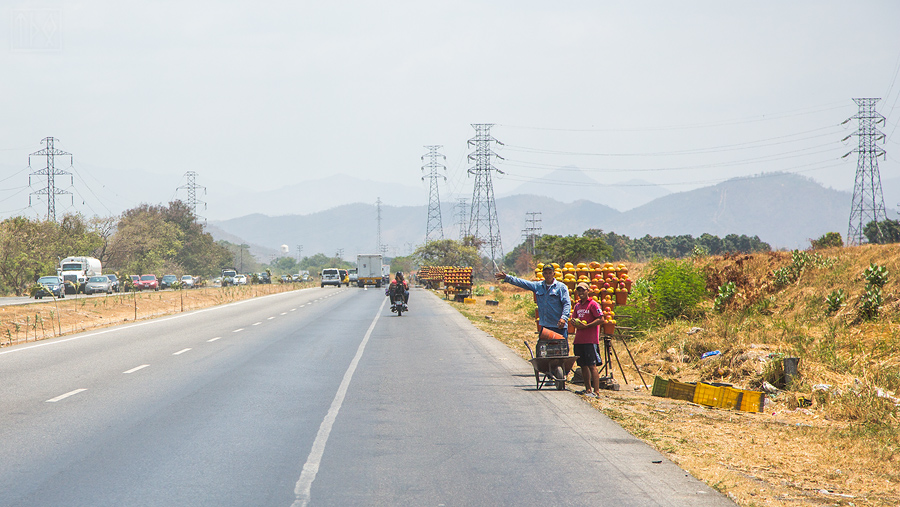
395, 271, 404, 281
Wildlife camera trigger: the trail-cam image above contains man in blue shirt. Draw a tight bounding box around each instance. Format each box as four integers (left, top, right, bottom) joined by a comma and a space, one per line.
495, 264, 571, 338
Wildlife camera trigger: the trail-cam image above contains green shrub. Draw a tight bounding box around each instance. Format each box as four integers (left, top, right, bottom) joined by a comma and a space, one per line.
863, 263, 889, 289
858, 286, 883, 321
714, 281, 736, 312
810, 232, 844, 249
825, 289, 847, 315
647, 258, 707, 321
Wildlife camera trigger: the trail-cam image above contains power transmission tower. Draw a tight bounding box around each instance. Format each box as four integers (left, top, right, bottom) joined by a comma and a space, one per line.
177, 171, 207, 221
28, 137, 73, 222
844, 98, 887, 245
522, 211, 542, 256
375, 197, 383, 253
455, 198, 468, 240
421, 145, 446, 242
297, 244, 303, 263
467, 124, 504, 263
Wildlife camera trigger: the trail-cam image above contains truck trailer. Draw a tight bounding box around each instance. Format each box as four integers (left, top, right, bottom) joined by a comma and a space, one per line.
356, 254, 384, 287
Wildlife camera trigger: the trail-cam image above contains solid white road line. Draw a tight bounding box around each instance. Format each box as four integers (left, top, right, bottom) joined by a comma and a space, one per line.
46, 389, 87, 403
123, 364, 149, 374
173, 348, 191, 355
207, 337, 222, 342
292, 297, 386, 507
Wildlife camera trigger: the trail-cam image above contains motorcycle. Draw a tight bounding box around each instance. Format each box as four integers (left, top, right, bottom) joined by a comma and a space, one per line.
388, 289, 408, 316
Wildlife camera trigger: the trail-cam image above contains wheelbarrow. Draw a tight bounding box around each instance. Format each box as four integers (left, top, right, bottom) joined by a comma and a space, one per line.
524, 339, 579, 391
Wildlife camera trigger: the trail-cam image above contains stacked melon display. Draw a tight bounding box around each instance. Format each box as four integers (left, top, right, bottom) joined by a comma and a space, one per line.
532, 261, 631, 335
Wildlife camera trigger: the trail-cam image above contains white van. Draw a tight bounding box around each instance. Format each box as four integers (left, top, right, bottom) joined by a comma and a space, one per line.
321, 268, 342, 288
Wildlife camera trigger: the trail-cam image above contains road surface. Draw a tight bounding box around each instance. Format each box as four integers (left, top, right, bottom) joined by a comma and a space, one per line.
0, 286, 735, 506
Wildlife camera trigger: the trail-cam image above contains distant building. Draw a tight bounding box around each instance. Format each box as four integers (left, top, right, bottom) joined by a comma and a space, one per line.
280, 244, 289, 254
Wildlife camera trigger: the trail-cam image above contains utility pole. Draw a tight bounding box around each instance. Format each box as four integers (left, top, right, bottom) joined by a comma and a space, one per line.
844, 98, 887, 245
176, 171, 207, 222
522, 211, 542, 256
455, 198, 468, 240
467, 123, 504, 264
421, 145, 446, 242
297, 244, 303, 263
28, 137, 72, 222
375, 197, 383, 254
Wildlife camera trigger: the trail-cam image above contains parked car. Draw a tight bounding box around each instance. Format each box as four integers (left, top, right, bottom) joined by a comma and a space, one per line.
181, 275, 195, 288
291, 273, 301, 282
257, 272, 271, 284
130, 274, 141, 291
159, 274, 178, 289
34, 275, 65, 299
349, 269, 358, 284
280, 274, 291, 283
139, 274, 159, 291
84, 275, 112, 295
212, 277, 222, 287
234, 274, 247, 285
106, 274, 120, 292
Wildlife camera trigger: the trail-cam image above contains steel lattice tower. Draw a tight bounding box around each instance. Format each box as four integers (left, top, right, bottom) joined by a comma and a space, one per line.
522, 211, 542, 256
846, 98, 887, 245
455, 198, 468, 240
177, 171, 207, 220
421, 145, 446, 242
28, 137, 72, 222
467, 124, 504, 262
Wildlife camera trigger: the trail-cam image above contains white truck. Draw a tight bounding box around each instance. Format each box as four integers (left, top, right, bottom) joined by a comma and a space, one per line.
58, 256, 102, 294
356, 254, 384, 287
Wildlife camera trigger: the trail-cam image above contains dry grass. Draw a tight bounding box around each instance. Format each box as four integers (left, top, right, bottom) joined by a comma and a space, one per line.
451, 247, 900, 506
0, 284, 307, 347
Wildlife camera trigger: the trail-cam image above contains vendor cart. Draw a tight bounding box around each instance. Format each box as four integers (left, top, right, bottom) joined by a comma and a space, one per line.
524, 340, 579, 391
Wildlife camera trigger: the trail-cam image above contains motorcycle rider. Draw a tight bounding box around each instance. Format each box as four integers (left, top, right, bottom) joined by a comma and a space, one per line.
388, 271, 409, 311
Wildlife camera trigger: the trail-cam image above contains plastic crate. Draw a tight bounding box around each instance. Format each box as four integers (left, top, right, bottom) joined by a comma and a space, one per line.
719, 386, 743, 410
666, 380, 696, 402
692, 382, 722, 407
652, 376, 669, 397
693, 383, 743, 409
739, 390, 765, 413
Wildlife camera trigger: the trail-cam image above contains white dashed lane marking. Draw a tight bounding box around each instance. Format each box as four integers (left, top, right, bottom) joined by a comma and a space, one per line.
46, 389, 87, 403
252, 322, 262, 326
123, 364, 149, 374
173, 348, 192, 355
233, 328, 244, 333
208, 337, 221, 342
268, 317, 275, 320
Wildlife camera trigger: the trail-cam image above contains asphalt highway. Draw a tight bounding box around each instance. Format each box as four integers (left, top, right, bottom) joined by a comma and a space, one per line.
0, 286, 735, 506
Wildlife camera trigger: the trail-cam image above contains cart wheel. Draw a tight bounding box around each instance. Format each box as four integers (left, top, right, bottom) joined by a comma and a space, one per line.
554, 366, 566, 391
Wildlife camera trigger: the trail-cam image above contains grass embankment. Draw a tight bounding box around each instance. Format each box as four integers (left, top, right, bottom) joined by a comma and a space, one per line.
449, 246, 899, 507
0, 283, 310, 347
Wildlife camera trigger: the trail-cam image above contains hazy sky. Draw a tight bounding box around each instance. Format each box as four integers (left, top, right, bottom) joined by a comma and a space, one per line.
2, 0, 899, 221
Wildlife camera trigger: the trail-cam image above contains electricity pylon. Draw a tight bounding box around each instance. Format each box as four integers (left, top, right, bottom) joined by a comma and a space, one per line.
844, 98, 887, 245
467, 124, 504, 263
421, 145, 446, 242
177, 171, 207, 220
28, 137, 72, 222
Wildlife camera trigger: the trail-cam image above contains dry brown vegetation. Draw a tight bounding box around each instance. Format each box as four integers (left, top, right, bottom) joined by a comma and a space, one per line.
0, 284, 306, 347
453, 245, 900, 506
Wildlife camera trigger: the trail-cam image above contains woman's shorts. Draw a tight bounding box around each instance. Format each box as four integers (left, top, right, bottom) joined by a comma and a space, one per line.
574, 343, 602, 367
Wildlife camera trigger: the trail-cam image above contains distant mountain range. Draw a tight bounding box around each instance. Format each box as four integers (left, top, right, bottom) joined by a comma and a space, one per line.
209, 172, 888, 261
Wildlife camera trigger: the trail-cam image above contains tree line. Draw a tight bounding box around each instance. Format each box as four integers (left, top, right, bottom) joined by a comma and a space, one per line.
0, 201, 232, 296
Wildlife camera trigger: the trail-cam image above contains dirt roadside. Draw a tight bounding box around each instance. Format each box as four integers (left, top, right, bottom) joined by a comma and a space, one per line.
452, 285, 900, 507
